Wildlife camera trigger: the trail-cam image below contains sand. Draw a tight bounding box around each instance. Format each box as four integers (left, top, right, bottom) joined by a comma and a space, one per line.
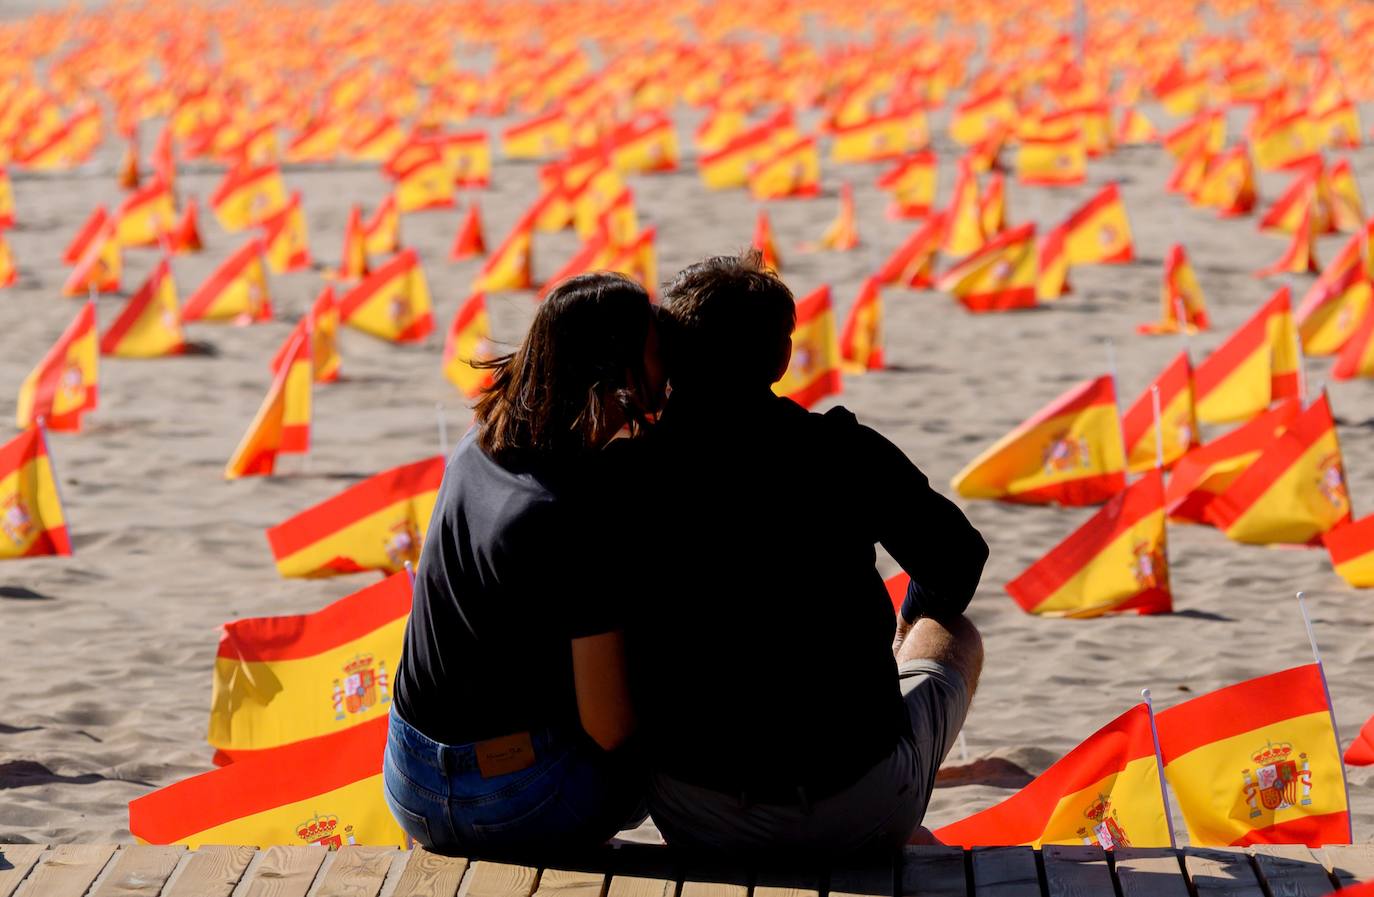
1, 82, 1372, 843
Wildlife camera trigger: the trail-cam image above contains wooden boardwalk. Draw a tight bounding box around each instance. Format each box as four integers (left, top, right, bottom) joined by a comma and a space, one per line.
1, 843, 1372, 897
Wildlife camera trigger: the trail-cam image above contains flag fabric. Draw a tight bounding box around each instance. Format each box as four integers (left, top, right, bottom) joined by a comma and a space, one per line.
1195, 145, 1257, 217
64, 206, 109, 265
0, 167, 13, 228
1344, 714, 1374, 765
258, 191, 311, 274
473, 206, 535, 293
1058, 183, 1134, 265
937, 222, 1038, 313
935, 705, 1169, 848
773, 285, 841, 409
697, 110, 796, 190
113, 178, 176, 248
443, 292, 495, 398
450, 202, 486, 260
1331, 305, 1374, 381
99, 259, 186, 358
225, 332, 312, 480
1296, 229, 1370, 356
391, 145, 455, 213
876, 151, 937, 218
1205, 393, 1351, 545
182, 240, 272, 323
502, 109, 572, 159
62, 220, 121, 297
1156, 664, 1349, 847
210, 163, 289, 232
1122, 353, 1198, 473
362, 195, 400, 257
1260, 164, 1329, 235
208, 572, 411, 764
1140, 244, 1209, 334
129, 715, 404, 847
1194, 288, 1298, 425
265, 456, 443, 578
17, 302, 98, 432
1327, 158, 1363, 233
169, 197, 204, 254
1115, 107, 1157, 144
753, 210, 781, 271
337, 248, 434, 344
1016, 132, 1087, 186
749, 135, 820, 200
1255, 204, 1319, 278
1324, 514, 1374, 588
838, 277, 882, 373
952, 375, 1126, 506
1037, 226, 1072, 301
830, 106, 927, 163
272, 287, 341, 384
979, 173, 1005, 237
1166, 399, 1301, 524
875, 213, 942, 289
949, 88, 1015, 146
0, 234, 15, 288
0, 426, 71, 560
816, 183, 858, 250
941, 158, 984, 256
334, 205, 369, 282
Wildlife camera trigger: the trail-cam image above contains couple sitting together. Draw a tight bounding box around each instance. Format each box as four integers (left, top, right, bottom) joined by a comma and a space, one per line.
383, 252, 988, 859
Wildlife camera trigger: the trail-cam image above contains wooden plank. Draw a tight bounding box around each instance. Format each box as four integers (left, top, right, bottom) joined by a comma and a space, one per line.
314, 848, 396, 897
1250, 847, 1334, 897
388, 850, 466, 897
753, 869, 820, 897
15, 844, 117, 897
163, 846, 254, 897
240, 846, 326, 897
462, 863, 537, 897
604, 875, 674, 897
1184, 848, 1266, 897
1041, 845, 1111, 897
970, 847, 1039, 897
900, 847, 966, 897
1318, 847, 1374, 889
0, 846, 47, 897
678, 872, 745, 897
90, 847, 185, 897
1112, 849, 1189, 897
532, 870, 605, 897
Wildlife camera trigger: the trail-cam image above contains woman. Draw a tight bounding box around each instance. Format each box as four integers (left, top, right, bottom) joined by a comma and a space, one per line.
385, 272, 662, 856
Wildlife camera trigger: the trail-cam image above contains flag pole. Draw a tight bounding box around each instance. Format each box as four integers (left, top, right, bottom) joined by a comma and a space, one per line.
1150, 384, 1165, 469
1141, 688, 1178, 849
435, 402, 449, 457
958, 729, 969, 763
1296, 590, 1355, 842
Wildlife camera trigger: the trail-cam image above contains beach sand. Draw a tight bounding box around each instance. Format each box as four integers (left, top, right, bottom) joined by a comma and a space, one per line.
1, 87, 1372, 843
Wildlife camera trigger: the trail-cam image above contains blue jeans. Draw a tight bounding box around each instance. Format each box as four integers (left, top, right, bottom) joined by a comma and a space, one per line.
383, 710, 647, 857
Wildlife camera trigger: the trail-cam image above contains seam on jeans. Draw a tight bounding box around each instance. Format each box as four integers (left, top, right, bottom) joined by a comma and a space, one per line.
389, 761, 450, 804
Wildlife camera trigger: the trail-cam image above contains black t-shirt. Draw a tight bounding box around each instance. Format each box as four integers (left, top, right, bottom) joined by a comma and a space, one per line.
394, 427, 619, 745
613, 389, 988, 796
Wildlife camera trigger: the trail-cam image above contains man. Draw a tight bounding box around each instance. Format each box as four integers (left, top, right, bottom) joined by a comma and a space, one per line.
619, 251, 987, 856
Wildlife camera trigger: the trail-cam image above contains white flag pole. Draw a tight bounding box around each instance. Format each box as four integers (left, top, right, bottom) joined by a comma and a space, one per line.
1151, 384, 1165, 469
1141, 688, 1179, 849
958, 729, 969, 763
1296, 591, 1355, 842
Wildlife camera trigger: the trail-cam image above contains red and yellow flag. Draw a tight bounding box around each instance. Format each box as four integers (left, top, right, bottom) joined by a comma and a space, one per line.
182, 240, 272, 323
609, 113, 679, 173
473, 204, 535, 293
129, 715, 403, 847
64, 205, 109, 265
1016, 132, 1087, 186
209, 572, 410, 764
949, 88, 1015, 146
876, 151, 937, 218
225, 332, 311, 480
265, 456, 443, 578
935, 705, 1169, 848
1165, 399, 1301, 525
1008, 470, 1171, 618
979, 173, 1005, 237
332, 205, 369, 282
1331, 305, 1374, 381
831, 105, 927, 163
698, 110, 796, 190
1115, 107, 1157, 145
502, 108, 571, 159
0, 426, 71, 560
1195, 145, 1257, 217
1205, 393, 1351, 545
816, 183, 858, 251
1324, 514, 1374, 588
210, 163, 289, 232
1253, 110, 1319, 171
1037, 226, 1072, 301
272, 287, 341, 384
1255, 204, 1319, 278
1122, 353, 1198, 473
774, 285, 841, 409
338, 248, 434, 344
99, 259, 185, 358
450, 202, 486, 260
444, 292, 495, 398
952, 375, 1126, 506
838, 278, 882, 373
1157, 664, 1350, 847
1260, 164, 1330, 235
62, 220, 121, 297
749, 135, 820, 200
113, 178, 176, 248
1059, 183, 1134, 265
1327, 158, 1363, 233
941, 158, 984, 256
0, 233, 15, 288
1345, 715, 1374, 766
753, 209, 781, 271
0, 166, 13, 228
391, 144, 455, 213
937, 222, 1038, 313
1194, 287, 1299, 425
875, 213, 942, 289
17, 302, 98, 432
169, 197, 204, 254
362, 195, 400, 257
1296, 227, 1370, 356
1140, 244, 1209, 335
258, 191, 311, 274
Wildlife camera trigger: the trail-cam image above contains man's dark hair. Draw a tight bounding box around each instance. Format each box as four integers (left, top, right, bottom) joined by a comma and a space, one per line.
659, 250, 795, 390
473, 272, 654, 465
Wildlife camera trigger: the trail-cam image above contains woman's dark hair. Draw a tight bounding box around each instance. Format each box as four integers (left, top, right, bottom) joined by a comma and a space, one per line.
474, 272, 655, 465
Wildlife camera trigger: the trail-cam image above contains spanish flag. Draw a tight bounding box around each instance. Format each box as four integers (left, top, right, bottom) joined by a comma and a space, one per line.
1195, 145, 1257, 217
62, 220, 121, 297
501, 108, 571, 159
1296, 229, 1370, 355
333, 205, 368, 282
1205, 393, 1350, 546
1345, 714, 1374, 766
1036, 226, 1072, 301
749, 135, 821, 200
965, 125, 1008, 174
698, 110, 796, 190
441, 132, 492, 187
816, 183, 858, 251
1008, 470, 1171, 618
753, 210, 781, 272
774, 285, 841, 409
949, 88, 1015, 146
258, 191, 311, 274
937, 222, 1038, 313
284, 115, 344, 164
1194, 287, 1299, 425
265, 456, 443, 578
0, 234, 14, 288
1058, 183, 1134, 265
99, 259, 185, 358
345, 115, 407, 163
0, 426, 71, 560
337, 248, 434, 344
129, 715, 403, 847
1166, 399, 1301, 525
1122, 353, 1197, 473
182, 240, 272, 323
113, 178, 176, 248
1312, 102, 1361, 152
208, 572, 411, 764
1327, 158, 1363, 233
0, 166, 13, 228
1016, 132, 1087, 186
1114, 107, 1157, 145
16, 302, 98, 432
604, 226, 658, 296
831, 106, 927, 164
979, 173, 1005, 237
270, 288, 340, 385
1139, 244, 1209, 335
450, 202, 486, 260
1254, 204, 1319, 278
473, 206, 535, 293
838, 278, 882, 373
443, 292, 494, 399
210, 163, 289, 232
1162, 108, 1225, 159
941, 159, 984, 256
362, 195, 400, 257
1331, 305, 1374, 381
952, 375, 1126, 507
876, 151, 937, 218
63, 205, 109, 265
935, 704, 1169, 848
1156, 664, 1349, 847
169, 197, 204, 254
1260, 164, 1330, 235
1253, 110, 1319, 171
1165, 145, 1211, 198
875, 213, 941, 289
225, 332, 311, 480
391, 145, 455, 213
609, 113, 679, 173
1324, 515, 1374, 588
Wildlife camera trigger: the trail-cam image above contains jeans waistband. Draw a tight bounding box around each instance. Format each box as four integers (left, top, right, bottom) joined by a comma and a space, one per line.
388, 709, 564, 776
